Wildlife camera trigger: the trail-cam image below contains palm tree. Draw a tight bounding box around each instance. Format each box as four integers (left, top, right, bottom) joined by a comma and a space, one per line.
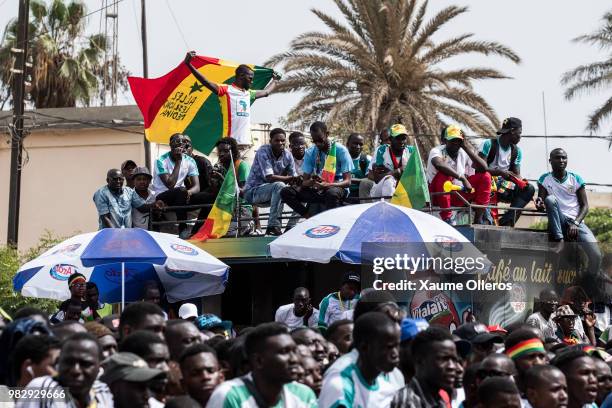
0, 0, 128, 109
266, 0, 520, 149
562, 10, 612, 133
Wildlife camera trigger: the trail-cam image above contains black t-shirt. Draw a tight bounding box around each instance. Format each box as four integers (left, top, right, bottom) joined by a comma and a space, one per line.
190, 155, 213, 192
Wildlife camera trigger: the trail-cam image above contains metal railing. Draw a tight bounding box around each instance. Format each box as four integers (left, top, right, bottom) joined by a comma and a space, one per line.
149, 189, 546, 238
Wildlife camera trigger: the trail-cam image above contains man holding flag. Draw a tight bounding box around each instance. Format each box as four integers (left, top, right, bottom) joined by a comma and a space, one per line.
426, 125, 491, 224
280, 121, 353, 218
184, 51, 280, 147
368, 124, 416, 199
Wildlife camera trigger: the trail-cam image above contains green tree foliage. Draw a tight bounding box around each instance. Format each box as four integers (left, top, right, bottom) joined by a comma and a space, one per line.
531, 208, 611, 243
266, 0, 520, 151
561, 10, 612, 133
0, 232, 63, 316
0, 0, 129, 109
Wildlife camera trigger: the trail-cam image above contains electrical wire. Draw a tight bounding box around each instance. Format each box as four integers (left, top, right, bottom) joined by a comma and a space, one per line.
165, 0, 190, 50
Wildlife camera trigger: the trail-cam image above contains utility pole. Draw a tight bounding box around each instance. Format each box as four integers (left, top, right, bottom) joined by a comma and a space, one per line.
141, 0, 151, 170
7, 0, 30, 247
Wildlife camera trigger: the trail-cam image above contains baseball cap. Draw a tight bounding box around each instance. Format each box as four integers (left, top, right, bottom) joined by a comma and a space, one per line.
454, 323, 503, 345
178, 303, 198, 320
121, 160, 137, 170
400, 318, 429, 342
133, 166, 152, 179
496, 117, 522, 134
342, 271, 361, 286
389, 124, 408, 138
100, 352, 164, 385
444, 125, 464, 140
195, 313, 232, 332
452, 335, 472, 360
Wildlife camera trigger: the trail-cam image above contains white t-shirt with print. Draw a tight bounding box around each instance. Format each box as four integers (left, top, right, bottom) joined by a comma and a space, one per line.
217, 84, 257, 146
151, 152, 199, 195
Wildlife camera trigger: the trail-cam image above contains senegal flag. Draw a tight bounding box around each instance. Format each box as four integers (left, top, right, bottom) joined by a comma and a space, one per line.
391, 147, 430, 209
128, 55, 273, 155
191, 161, 240, 241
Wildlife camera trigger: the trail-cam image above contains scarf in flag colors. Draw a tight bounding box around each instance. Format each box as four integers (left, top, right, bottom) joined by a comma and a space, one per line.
191, 160, 241, 241
390, 147, 429, 209
505, 338, 545, 360
320, 142, 337, 183
128, 55, 273, 155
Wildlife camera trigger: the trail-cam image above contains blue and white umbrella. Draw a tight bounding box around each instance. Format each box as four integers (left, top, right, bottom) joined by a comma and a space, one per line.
14, 229, 229, 307
270, 201, 490, 271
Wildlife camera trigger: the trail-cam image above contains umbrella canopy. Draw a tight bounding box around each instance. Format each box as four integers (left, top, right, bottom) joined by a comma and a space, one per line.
14, 229, 229, 303
269, 201, 489, 270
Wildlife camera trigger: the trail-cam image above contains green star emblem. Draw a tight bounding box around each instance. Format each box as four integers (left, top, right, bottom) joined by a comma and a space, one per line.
189, 81, 204, 95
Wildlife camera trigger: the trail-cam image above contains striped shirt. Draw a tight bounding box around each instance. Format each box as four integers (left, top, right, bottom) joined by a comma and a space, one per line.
206, 373, 316, 408
15, 376, 113, 408
318, 293, 359, 329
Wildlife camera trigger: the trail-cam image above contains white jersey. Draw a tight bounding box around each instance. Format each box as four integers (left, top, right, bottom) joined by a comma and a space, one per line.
206, 373, 317, 408
426, 144, 474, 183
318, 361, 404, 408
151, 152, 199, 195
318, 293, 359, 329
538, 171, 585, 219
217, 84, 257, 146
275, 303, 319, 329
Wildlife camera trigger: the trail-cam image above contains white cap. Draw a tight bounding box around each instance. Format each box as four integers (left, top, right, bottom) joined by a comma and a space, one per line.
178, 303, 198, 320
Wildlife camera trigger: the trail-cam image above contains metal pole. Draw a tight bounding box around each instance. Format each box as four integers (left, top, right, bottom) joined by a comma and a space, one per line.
7, 0, 30, 247
542, 92, 549, 171
141, 0, 152, 170
121, 262, 125, 310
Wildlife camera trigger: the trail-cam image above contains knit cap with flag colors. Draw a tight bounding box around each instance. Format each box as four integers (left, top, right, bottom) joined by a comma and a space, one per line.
128, 55, 273, 155
390, 146, 430, 209
506, 338, 545, 360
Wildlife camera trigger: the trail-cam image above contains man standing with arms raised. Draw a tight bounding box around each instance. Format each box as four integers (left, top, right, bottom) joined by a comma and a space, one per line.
184, 51, 280, 147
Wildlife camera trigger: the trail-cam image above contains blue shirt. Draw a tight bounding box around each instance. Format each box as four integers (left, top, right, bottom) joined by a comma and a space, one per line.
93, 186, 146, 229
244, 145, 297, 191
302, 141, 354, 182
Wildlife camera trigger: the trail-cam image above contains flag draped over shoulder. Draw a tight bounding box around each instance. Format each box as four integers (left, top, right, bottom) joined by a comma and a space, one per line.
128, 55, 273, 155
391, 147, 430, 209
191, 160, 241, 241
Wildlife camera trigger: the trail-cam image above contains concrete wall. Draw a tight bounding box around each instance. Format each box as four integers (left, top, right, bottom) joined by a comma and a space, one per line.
0, 126, 146, 250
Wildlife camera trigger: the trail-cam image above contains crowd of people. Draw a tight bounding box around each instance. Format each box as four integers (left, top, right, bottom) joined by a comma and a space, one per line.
1, 274, 611, 408
90, 57, 600, 258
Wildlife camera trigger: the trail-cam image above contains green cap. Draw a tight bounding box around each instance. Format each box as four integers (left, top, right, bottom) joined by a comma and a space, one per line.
100, 352, 164, 385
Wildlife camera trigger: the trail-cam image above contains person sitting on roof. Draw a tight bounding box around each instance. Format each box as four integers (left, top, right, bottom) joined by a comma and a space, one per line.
366, 124, 415, 199
535, 148, 601, 280
280, 121, 353, 218
478, 117, 535, 226
427, 124, 491, 224
244, 128, 298, 236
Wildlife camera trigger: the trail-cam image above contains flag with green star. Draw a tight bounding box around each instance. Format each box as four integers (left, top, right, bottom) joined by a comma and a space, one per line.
128, 55, 274, 154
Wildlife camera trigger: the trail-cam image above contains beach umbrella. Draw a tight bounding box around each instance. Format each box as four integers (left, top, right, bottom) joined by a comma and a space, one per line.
269, 201, 490, 271
14, 229, 229, 307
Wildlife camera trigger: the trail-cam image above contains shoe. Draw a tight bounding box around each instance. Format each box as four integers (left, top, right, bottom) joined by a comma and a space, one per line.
265, 226, 283, 236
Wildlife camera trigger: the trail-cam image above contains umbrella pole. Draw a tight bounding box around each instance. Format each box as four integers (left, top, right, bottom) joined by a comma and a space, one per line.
121, 262, 125, 310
